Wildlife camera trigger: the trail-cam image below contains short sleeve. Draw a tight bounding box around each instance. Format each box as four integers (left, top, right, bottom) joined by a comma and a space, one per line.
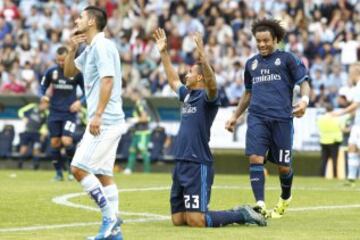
94, 41, 116, 79
286, 52, 309, 85
244, 60, 252, 90
74, 51, 86, 72
177, 85, 188, 102
204, 90, 221, 106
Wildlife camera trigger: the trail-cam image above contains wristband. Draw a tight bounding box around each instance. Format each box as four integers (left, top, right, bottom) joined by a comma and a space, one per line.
301, 95, 309, 105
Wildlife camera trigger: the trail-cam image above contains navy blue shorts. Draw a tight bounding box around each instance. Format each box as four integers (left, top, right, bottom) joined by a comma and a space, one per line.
48, 115, 76, 138
170, 161, 214, 214
245, 114, 294, 166
20, 132, 40, 147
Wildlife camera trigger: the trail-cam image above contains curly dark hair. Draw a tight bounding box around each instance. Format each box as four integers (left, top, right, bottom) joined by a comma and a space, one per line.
251, 19, 286, 43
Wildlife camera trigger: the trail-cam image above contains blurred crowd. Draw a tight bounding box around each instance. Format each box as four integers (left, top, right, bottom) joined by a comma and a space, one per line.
0, 0, 359, 107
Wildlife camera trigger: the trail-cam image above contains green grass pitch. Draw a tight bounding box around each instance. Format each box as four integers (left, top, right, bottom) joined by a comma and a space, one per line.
0, 170, 359, 240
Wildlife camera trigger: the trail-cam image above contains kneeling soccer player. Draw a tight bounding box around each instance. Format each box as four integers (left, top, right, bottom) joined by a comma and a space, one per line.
153, 28, 266, 228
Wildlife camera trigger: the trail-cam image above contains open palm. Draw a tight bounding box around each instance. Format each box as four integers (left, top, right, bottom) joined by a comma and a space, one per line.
153, 28, 167, 52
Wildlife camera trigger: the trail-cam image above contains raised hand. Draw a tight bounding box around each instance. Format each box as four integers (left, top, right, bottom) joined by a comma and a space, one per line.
193, 32, 205, 61
153, 28, 168, 53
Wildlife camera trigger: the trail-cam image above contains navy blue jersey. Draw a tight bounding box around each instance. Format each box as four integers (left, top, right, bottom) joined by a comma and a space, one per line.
40, 65, 84, 120
244, 50, 309, 120
174, 86, 221, 164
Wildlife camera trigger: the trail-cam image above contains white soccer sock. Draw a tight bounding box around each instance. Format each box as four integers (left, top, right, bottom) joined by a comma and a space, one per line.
80, 174, 115, 219
103, 184, 119, 216
347, 153, 360, 180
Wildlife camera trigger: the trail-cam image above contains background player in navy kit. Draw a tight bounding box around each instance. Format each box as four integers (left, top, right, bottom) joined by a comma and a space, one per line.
154, 28, 266, 228
41, 46, 84, 181
226, 19, 311, 218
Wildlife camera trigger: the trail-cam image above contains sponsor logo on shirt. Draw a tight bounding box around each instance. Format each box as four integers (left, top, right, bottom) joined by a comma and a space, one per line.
182, 103, 197, 114
252, 68, 281, 84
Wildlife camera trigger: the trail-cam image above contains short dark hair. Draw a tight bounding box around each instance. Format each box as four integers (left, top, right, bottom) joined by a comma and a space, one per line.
84, 6, 107, 31
56, 46, 68, 55
251, 19, 286, 43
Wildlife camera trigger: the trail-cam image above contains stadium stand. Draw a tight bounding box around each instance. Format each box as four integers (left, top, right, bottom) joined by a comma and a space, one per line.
0, 0, 359, 174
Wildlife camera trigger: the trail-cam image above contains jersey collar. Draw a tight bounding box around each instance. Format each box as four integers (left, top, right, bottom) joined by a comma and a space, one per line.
90, 32, 105, 46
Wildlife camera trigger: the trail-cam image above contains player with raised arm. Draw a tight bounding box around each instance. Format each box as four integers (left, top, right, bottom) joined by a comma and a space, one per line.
333, 63, 360, 187
225, 19, 311, 218
40, 46, 84, 181
63, 6, 124, 240
154, 28, 266, 228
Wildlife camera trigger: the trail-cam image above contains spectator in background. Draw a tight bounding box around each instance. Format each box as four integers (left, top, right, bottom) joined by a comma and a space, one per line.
334, 31, 359, 69
0, 15, 12, 40
124, 88, 153, 174
1, 71, 26, 94
317, 102, 343, 178
20, 61, 38, 94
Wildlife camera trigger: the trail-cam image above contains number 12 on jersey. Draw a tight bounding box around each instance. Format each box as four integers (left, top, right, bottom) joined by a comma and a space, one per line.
279, 149, 291, 163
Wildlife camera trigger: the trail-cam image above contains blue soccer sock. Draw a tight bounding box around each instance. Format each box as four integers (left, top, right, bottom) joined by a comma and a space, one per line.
65, 144, 75, 171
280, 168, 293, 200
205, 210, 245, 227
81, 174, 115, 219
347, 153, 360, 180
249, 164, 265, 202
51, 148, 63, 177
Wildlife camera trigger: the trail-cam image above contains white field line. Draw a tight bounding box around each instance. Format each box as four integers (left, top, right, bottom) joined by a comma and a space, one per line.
0, 185, 359, 233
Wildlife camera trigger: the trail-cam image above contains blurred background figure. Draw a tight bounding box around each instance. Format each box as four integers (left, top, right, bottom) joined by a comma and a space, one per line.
17, 98, 48, 169
124, 88, 153, 174
317, 102, 343, 178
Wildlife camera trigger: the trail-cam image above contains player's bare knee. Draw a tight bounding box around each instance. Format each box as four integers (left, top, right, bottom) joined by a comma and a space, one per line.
51, 138, 61, 148
185, 213, 205, 227
171, 213, 186, 226
61, 136, 73, 147
249, 155, 264, 164
172, 216, 185, 226
278, 165, 291, 175
70, 166, 86, 181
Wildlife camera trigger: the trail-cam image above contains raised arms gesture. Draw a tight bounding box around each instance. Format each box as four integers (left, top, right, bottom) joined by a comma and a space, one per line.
153, 28, 181, 92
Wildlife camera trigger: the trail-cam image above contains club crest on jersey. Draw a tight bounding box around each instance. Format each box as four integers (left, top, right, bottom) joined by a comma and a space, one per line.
275, 58, 281, 66
52, 70, 59, 80
251, 59, 258, 70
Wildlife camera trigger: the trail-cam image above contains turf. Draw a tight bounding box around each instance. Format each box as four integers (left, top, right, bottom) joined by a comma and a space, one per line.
0, 170, 359, 240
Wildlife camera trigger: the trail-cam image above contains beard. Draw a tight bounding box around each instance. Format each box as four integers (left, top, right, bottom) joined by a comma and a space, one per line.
74, 26, 86, 35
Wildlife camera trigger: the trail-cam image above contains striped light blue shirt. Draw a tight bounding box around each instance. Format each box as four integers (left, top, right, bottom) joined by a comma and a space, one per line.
75, 32, 125, 125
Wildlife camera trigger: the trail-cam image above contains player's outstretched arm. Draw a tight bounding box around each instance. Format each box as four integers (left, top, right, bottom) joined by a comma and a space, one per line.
225, 91, 251, 132
293, 80, 310, 118
153, 28, 181, 92
64, 32, 86, 78
193, 32, 217, 100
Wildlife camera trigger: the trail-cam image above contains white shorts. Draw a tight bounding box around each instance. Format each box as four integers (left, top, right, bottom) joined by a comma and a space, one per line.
348, 125, 360, 149
71, 124, 125, 176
